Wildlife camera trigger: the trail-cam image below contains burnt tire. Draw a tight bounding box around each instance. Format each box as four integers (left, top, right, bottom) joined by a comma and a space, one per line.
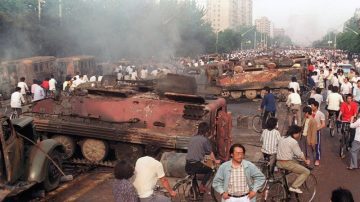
43, 150, 62, 192
52, 135, 76, 159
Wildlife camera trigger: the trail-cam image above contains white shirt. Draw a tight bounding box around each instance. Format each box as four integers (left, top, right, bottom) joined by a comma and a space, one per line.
332, 76, 339, 87
326, 92, 343, 111
10, 91, 25, 108
17, 81, 29, 95
49, 78, 57, 91
131, 72, 138, 80
286, 93, 302, 106
133, 156, 165, 198
289, 82, 300, 93
341, 82, 352, 95
33, 85, 45, 102
89, 76, 97, 82
97, 76, 103, 82
140, 69, 148, 79
350, 119, 360, 142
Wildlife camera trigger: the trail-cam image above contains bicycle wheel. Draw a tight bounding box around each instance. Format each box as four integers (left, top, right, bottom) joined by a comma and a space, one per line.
298, 174, 317, 202
172, 177, 192, 202
266, 182, 287, 202
252, 115, 263, 133
339, 134, 346, 158
329, 118, 336, 137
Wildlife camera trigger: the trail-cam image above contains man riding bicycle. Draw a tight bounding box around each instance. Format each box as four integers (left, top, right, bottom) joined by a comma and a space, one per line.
276, 125, 310, 194
338, 94, 358, 149
185, 122, 220, 193
326, 86, 343, 126
259, 86, 276, 129
286, 88, 302, 126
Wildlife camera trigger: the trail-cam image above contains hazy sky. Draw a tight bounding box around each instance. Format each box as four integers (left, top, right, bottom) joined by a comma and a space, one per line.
253, 0, 360, 46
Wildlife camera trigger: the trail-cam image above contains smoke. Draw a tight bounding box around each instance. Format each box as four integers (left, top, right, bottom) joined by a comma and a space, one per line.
0, 0, 210, 61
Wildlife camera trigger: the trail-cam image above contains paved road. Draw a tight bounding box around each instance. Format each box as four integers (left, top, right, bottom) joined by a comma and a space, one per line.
24, 100, 360, 201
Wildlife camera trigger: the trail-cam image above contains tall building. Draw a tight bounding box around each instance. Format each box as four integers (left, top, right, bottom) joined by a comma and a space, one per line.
273, 28, 285, 37
205, 0, 239, 31
255, 17, 271, 35
355, 8, 360, 19
238, 0, 252, 26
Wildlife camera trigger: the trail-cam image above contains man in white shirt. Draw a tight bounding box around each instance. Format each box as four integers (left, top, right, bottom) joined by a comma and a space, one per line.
326, 86, 343, 120
17, 77, 29, 103
89, 75, 97, 82
140, 67, 148, 80
349, 118, 360, 169
49, 75, 57, 95
10, 87, 25, 116
310, 87, 323, 108
133, 145, 176, 201
341, 77, 352, 96
289, 77, 300, 94
33, 81, 45, 102
286, 88, 302, 126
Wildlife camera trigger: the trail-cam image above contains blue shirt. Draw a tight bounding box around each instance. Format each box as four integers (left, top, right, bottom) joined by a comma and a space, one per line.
261, 93, 276, 112
212, 160, 266, 202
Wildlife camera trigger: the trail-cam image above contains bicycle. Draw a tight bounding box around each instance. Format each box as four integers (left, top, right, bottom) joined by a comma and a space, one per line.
300, 85, 313, 104
328, 111, 338, 137
252, 110, 275, 133
172, 165, 220, 202
266, 162, 317, 202
339, 121, 351, 159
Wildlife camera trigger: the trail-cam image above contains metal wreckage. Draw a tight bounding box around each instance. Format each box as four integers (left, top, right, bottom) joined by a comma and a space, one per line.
24, 74, 233, 172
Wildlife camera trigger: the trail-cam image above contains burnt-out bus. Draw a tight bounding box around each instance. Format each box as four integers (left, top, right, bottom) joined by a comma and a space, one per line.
0, 56, 56, 99
56, 56, 99, 81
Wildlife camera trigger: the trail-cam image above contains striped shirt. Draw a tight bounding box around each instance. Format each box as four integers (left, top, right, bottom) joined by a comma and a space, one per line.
228, 163, 249, 195
260, 129, 281, 154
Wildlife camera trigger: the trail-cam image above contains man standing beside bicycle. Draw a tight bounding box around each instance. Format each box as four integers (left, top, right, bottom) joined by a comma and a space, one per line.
276, 125, 310, 194
213, 144, 265, 202
259, 86, 276, 129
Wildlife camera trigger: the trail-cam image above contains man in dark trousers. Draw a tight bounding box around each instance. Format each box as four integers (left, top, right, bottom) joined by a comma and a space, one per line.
260, 86, 276, 129
185, 122, 220, 193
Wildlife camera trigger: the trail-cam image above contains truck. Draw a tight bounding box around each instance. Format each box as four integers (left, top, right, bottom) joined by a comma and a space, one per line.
0, 116, 64, 200
25, 74, 232, 164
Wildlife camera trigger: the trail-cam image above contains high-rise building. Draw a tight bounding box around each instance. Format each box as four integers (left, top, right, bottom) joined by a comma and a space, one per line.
355, 8, 360, 19
205, 0, 239, 31
238, 0, 252, 26
273, 28, 285, 37
255, 17, 271, 35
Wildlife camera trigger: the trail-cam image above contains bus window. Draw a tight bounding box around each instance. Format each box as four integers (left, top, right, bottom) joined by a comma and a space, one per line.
34, 64, 39, 72
39, 63, 43, 72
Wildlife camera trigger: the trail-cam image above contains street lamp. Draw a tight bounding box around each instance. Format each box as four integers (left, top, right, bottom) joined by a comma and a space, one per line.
344, 26, 360, 35
240, 27, 256, 50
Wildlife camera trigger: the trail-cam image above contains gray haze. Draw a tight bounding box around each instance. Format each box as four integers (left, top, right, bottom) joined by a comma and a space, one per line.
253, 0, 360, 46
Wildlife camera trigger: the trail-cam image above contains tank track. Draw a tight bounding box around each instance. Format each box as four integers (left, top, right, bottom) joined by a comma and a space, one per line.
67, 158, 115, 168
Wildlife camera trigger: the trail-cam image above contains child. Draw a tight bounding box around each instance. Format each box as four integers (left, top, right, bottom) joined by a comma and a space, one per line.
260, 117, 281, 178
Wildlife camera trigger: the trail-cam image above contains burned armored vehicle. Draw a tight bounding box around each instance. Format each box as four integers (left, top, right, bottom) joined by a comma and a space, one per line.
205, 56, 306, 100
0, 116, 64, 200
25, 74, 232, 164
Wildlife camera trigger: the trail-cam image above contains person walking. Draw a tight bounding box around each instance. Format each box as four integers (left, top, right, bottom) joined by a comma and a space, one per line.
212, 144, 265, 202
10, 87, 25, 116
310, 100, 326, 166
49, 75, 57, 96
17, 77, 29, 103
302, 106, 318, 166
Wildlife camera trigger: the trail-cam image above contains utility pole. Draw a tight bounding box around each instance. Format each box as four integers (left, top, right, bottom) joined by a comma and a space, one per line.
38, 0, 42, 22
59, 0, 63, 25
254, 31, 257, 49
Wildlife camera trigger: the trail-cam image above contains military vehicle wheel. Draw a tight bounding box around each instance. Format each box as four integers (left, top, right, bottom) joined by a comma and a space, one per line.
44, 150, 62, 192
221, 90, 230, 98
230, 91, 242, 99
245, 90, 257, 100
81, 139, 109, 162
115, 143, 144, 164
52, 135, 76, 159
